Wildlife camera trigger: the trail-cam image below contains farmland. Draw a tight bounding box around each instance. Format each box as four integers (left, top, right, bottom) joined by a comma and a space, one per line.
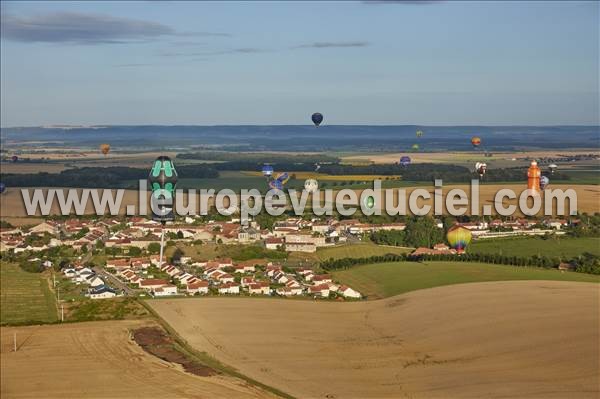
331, 261, 600, 299
470, 236, 600, 258
0, 320, 277, 399
288, 242, 412, 265
149, 281, 599, 399
0, 263, 57, 325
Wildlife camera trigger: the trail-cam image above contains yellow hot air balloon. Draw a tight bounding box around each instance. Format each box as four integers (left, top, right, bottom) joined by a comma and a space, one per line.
446, 225, 472, 254
416, 130, 423, 137
100, 143, 111, 156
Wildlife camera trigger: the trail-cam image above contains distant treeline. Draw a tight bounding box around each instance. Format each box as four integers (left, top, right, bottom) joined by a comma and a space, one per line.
177, 152, 339, 164
0, 165, 218, 188
320, 252, 599, 275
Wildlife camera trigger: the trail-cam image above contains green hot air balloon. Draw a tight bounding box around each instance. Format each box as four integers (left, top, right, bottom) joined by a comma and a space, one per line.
411, 144, 420, 151
363, 195, 375, 209
148, 156, 178, 222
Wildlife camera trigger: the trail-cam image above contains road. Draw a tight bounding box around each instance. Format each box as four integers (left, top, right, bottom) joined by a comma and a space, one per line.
93, 266, 138, 296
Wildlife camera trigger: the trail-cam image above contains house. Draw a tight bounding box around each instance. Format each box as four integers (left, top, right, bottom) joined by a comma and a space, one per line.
216, 258, 233, 268
241, 277, 256, 287
217, 273, 235, 284
106, 258, 130, 271
312, 274, 332, 284
186, 280, 209, 295
308, 284, 330, 298
339, 285, 361, 299
85, 274, 105, 288
89, 285, 117, 299
29, 221, 61, 236
265, 237, 284, 250
218, 282, 240, 295
176, 272, 195, 284
285, 242, 316, 253
266, 264, 283, 277
153, 285, 178, 297
558, 262, 576, 271
139, 278, 169, 290
248, 282, 270, 295
276, 286, 303, 297
63, 268, 77, 278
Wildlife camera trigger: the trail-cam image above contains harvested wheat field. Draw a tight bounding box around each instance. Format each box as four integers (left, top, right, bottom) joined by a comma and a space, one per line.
0, 320, 276, 399
150, 281, 600, 399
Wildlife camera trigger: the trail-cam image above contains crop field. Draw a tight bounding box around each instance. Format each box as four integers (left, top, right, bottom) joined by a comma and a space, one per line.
0, 263, 57, 325
0, 320, 277, 399
470, 236, 600, 258
242, 171, 400, 181
288, 242, 412, 265
149, 281, 599, 399
331, 261, 600, 299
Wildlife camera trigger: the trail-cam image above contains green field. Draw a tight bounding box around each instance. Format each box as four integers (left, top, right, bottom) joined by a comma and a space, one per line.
470, 236, 600, 258
333, 261, 599, 299
1, 263, 58, 324
287, 242, 412, 266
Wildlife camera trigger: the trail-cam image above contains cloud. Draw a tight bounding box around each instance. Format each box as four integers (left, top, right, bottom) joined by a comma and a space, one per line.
292, 41, 370, 49
160, 47, 266, 57
0, 11, 229, 44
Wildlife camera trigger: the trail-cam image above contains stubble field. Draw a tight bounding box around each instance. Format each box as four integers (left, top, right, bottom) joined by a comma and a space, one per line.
149, 281, 599, 399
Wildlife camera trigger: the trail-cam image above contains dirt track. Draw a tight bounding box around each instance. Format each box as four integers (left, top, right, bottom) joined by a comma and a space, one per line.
150, 281, 600, 399
0, 320, 276, 399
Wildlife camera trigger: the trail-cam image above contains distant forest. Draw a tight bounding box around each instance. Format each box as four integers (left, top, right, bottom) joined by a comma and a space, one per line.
0, 162, 567, 188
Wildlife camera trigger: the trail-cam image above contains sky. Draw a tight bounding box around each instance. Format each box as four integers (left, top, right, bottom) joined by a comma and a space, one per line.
1, 1, 598, 126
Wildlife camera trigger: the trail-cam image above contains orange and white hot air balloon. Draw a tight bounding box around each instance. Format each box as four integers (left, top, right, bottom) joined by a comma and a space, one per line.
100, 143, 111, 156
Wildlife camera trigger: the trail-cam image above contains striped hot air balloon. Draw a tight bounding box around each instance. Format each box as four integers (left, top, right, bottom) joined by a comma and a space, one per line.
471, 136, 481, 148
446, 225, 472, 254
100, 143, 111, 156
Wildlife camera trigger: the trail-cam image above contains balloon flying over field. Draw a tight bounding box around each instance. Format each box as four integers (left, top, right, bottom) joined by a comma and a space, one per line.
261, 164, 274, 178
100, 143, 111, 156
416, 130, 424, 138
148, 156, 178, 223
0, 182, 5, 194
411, 144, 419, 151
311, 113, 323, 127
269, 179, 283, 191
399, 156, 411, 167
540, 175, 549, 190
475, 162, 487, 178
548, 164, 558, 174
304, 179, 319, 193
471, 137, 481, 148
446, 225, 472, 254
11, 155, 18, 162
363, 195, 375, 209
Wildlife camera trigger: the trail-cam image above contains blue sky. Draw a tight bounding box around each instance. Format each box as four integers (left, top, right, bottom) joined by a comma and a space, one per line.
1, 1, 598, 126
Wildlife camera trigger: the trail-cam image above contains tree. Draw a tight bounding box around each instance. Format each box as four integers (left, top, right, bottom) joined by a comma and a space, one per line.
148, 242, 161, 254
404, 217, 444, 248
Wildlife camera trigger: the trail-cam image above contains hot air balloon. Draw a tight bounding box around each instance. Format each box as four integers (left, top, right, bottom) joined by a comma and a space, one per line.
269, 179, 283, 191
363, 195, 375, 209
148, 156, 178, 223
411, 144, 419, 151
11, 155, 18, 162
100, 143, 111, 156
475, 162, 487, 178
400, 156, 411, 167
262, 164, 274, 178
471, 137, 481, 148
314, 163, 321, 172
548, 164, 558, 174
416, 130, 424, 138
540, 175, 549, 190
304, 179, 318, 193
311, 112, 323, 127
446, 225, 472, 254
0, 182, 6, 194
276, 172, 290, 185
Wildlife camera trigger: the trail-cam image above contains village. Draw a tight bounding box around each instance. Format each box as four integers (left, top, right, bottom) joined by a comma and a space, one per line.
0, 214, 577, 300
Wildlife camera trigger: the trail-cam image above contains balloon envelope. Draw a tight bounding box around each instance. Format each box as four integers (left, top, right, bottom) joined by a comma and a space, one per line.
447, 225, 472, 253
411, 144, 419, 151
416, 130, 423, 137
304, 179, 319, 193
540, 175, 549, 189
262, 164, 274, 177
11, 155, 18, 162
363, 195, 375, 209
0, 182, 5, 194
100, 143, 110, 156
400, 156, 411, 167
311, 112, 323, 127
276, 172, 290, 185
471, 137, 481, 147
269, 179, 283, 191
